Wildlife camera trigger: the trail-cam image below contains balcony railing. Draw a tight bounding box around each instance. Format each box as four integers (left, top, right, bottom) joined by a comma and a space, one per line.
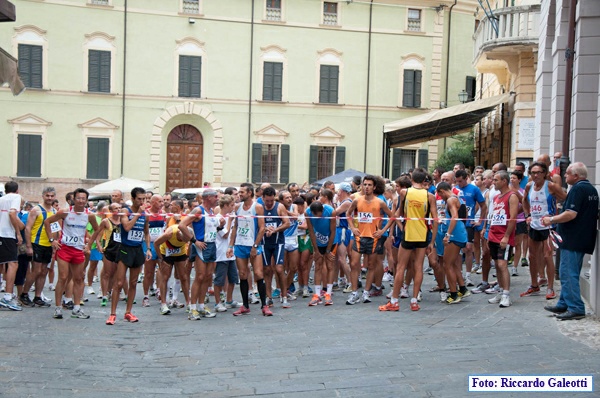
473, 4, 540, 63
266, 7, 281, 21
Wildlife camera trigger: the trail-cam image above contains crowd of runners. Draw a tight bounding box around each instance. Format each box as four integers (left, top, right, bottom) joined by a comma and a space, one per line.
0, 152, 593, 323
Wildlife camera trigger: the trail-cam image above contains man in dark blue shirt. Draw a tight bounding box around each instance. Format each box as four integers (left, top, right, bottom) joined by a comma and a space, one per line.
541, 162, 599, 320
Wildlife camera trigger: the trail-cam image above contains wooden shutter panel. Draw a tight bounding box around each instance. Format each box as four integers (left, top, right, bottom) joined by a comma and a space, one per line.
87, 138, 109, 179
403, 70, 414, 108
30, 45, 43, 89
190, 56, 201, 98
251, 143, 262, 183
319, 65, 329, 103
329, 65, 339, 104
273, 62, 282, 101
466, 76, 476, 102
391, 148, 402, 180
179, 55, 190, 97
414, 70, 422, 108
418, 149, 428, 169
88, 50, 100, 92
309, 145, 318, 183
17, 44, 31, 88
280, 144, 290, 184
17, 134, 42, 177
263, 62, 273, 101
335, 146, 345, 174
99, 51, 111, 93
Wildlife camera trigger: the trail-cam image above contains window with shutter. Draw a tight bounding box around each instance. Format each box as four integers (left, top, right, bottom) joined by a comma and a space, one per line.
319, 65, 338, 104
261, 144, 280, 183
466, 76, 476, 102
323, 2, 337, 26
88, 50, 111, 93
403, 69, 421, 108
87, 137, 110, 179
17, 134, 42, 177
18, 44, 43, 89
179, 55, 201, 98
263, 61, 282, 101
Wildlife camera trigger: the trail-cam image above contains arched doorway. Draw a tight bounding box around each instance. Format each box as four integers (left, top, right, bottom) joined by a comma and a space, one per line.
166, 124, 203, 192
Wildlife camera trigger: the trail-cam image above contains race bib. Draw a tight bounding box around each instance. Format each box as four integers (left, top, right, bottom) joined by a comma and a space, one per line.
62, 235, 80, 245
266, 222, 277, 230
149, 227, 163, 240
127, 230, 144, 242
113, 232, 121, 243
50, 222, 61, 234
237, 227, 250, 237
358, 212, 373, 223
466, 206, 473, 216
491, 213, 507, 226
206, 231, 217, 242
166, 246, 182, 256
315, 231, 329, 245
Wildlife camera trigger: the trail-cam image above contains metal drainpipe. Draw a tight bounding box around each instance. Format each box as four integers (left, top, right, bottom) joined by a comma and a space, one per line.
120, 0, 128, 177
559, 0, 577, 186
363, 0, 373, 172
443, 0, 457, 108
246, 0, 255, 183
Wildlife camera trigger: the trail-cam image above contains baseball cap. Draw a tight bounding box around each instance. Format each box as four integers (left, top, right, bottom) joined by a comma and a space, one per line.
339, 182, 353, 193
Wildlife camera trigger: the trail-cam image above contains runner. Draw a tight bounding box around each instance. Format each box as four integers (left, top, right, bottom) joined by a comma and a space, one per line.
213, 194, 241, 312
44, 188, 99, 319
305, 201, 336, 306
280, 190, 300, 302
142, 194, 166, 307
0, 181, 25, 311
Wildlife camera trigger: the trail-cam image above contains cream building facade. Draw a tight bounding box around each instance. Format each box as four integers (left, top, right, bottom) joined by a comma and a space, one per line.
1, 0, 478, 200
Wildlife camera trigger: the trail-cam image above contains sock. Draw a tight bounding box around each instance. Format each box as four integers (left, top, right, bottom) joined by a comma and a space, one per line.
240, 279, 249, 308
190, 304, 197, 311
144, 295, 149, 299
391, 297, 398, 305
451, 292, 458, 299
4, 293, 12, 301
199, 303, 204, 310
459, 286, 468, 294
257, 279, 267, 307
326, 284, 333, 295
73, 304, 80, 312
315, 285, 322, 297
502, 290, 509, 296
173, 279, 181, 301
466, 272, 471, 278
66, 297, 73, 303
410, 298, 417, 304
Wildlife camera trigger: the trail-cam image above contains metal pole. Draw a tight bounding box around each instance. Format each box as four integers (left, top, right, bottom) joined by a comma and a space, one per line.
363, 0, 373, 172
120, 0, 128, 177
559, 0, 577, 184
245, 0, 255, 183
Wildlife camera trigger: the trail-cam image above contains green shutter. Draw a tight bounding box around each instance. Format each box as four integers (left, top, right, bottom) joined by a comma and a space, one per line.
190, 56, 201, 98
179, 55, 201, 98
391, 148, 402, 180
319, 65, 339, 104
403, 70, 414, 108
319, 65, 329, 103
414, 70, 422, 108
30, 45, 43, 89
263, 62, 273, 101
17, 44, 31, 88
179, 55, 190, 97
19, 44, 43, 89
418, 149, 428, 169
280, 144, 290, 184
87, 138, 109, 179
251, 143, 262, 183
335, 146, 345, 174
309, 145, 318, 183
88, 50, 100, 92
273, 62, 282, 101
329, 65, 339, 104
99, 51, 111, 93
17, 134, 42, 177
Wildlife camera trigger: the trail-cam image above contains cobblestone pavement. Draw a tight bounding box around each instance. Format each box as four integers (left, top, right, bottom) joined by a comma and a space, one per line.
1, 265, 598, 397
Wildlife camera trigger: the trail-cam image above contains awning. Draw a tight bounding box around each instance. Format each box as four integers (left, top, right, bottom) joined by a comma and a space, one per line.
0, 47, 25, 96
0, 0, 16, 23
383, 93, 511, 147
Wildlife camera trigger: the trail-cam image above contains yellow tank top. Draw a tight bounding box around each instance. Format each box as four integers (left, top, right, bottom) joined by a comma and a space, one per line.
159, 225, 188, 257
404, 187, 429, 242
31, 205, 56, 247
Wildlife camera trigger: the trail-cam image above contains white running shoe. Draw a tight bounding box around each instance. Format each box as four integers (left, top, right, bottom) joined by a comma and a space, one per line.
214, 302, 227, 312
511, 267, 518, 276
488, 294, 502, 304
86, 286, 95, 295
465, 276, 474, 287
499, 294, 511, 308
400, 286, 409, 299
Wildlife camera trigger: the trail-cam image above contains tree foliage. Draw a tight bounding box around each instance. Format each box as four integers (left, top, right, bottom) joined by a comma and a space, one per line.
433, 133, 475, 172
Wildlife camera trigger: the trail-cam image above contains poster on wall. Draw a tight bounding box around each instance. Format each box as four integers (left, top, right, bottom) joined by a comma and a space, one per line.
518, 118, 535, 150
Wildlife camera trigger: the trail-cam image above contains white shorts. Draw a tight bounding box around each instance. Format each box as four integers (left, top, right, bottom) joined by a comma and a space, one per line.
284, 236, 298, 252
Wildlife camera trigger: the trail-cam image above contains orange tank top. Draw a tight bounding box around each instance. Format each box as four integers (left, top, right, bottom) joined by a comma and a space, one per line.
355, 196, 382, 238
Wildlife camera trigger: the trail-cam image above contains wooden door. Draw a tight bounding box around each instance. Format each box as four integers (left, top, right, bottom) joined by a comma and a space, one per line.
166, 124, 203, 193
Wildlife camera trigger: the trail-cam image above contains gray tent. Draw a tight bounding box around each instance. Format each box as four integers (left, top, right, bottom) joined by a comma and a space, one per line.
314, 169, 366, 185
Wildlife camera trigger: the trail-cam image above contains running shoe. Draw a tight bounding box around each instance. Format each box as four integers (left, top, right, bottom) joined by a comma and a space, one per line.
53, 307, 62, 318
225, 300, 242, 309
62, 300, 74, 310
93, 276, 99, 283
199, 308, 217, 318
41, 293, 52, 304
33, 296, 51, 307
471, 283, 490, 294
499, 295, 511, 308
124, 312, 139, 322
71, 309, 90, 319
538, 278, 548, 287
142, 297, 150, 307
248, 292, 260, 304
170, 299, 185, 309
417, 290, 423, 302
520, 285, 540, 297
282, 299, 291, 309
385, 291, 392, 299
445, 295, 461, 304
464, 276, 474, 287
400, 286, 409, 299
232, 306, 250, 316
266, 297, 274, 307
484, 285, 502, 295
488, 294, 501, 304
149, 287, 156, 297
342, 284, 353, 294
410, 301, 420, 311
188, 309, 201, 320
308, 294, 321, 306
86, 286, 95, 295
458, 289, 471, 299
378, 301, 399, 311
346, 292, 360, 305
471, 264, 481, 273
521, 258, 529, 267
262, 306, 273, 316
382, 272, 394, 282
215, 302, 227, 312
511, 267, 519, 276
106, 314, 116, 325
48, 283, 55, 291
545, 289, 557, 300
101, 297, 108, 307
362, 292, 371, 303
286, 292, 297, 301
160, 304, 171, 315
369, 288, 383, 297
272, 288, 281, 298
323, 293, 333, 306
207, 286, 214, 296
204, 294, 210, 304
439, 291, 448, 302
18, 294, 34, 308
302, 288, 310, 298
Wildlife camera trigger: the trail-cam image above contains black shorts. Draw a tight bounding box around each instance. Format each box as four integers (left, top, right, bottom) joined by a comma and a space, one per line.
16, 253, 32, 285
32, 243, 53, 264
401, 240, 428, 250
515, 222, 527, 235
466, 227, 475, 243
117, 244, 145, 268
374, 236, 387, 255
262, 243, 284, 266
0, 237, 18, 264
488, 241, 513, 261
163, 254, 188, 265
317, 243, 337, 255
528, 228, 550, 242
353, 237, 375, 254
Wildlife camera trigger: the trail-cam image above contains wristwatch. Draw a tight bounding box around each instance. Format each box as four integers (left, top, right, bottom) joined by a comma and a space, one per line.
252, 244, 258, 248
49, 238, 54, 243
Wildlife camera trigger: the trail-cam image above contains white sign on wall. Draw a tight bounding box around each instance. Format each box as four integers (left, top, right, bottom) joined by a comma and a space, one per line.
518, 118, 535, 150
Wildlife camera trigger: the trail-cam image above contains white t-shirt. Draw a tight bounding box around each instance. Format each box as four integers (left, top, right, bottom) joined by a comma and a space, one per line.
0, 193, 22, 238
216, 213, 235, 262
